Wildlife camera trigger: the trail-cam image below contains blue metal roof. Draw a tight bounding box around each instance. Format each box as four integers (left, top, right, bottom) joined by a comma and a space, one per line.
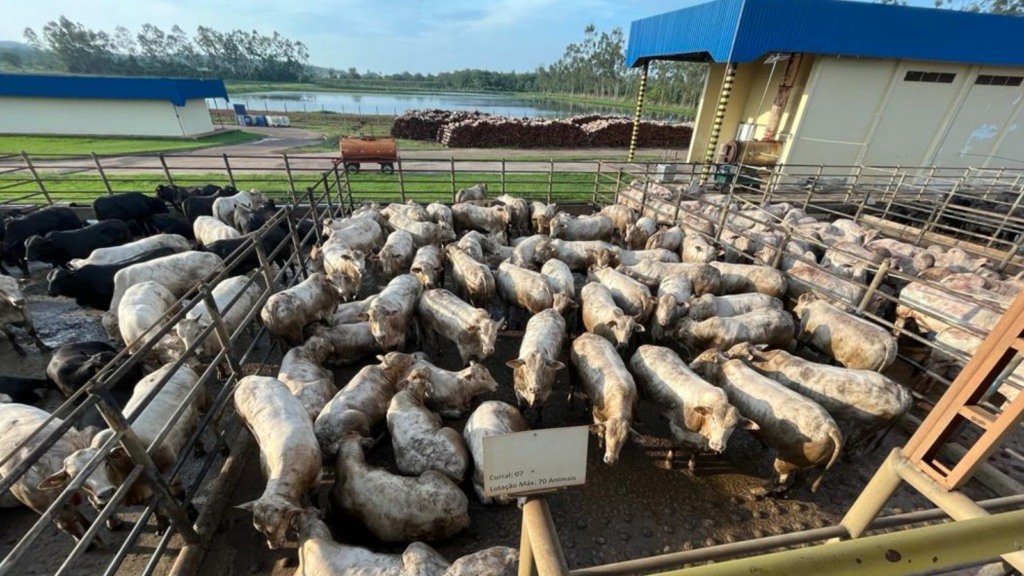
0, 74, 228, 106
626, 0, 1024, 67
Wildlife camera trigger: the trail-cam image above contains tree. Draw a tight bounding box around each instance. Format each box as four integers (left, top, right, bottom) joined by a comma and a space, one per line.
933, 0, 1023, 13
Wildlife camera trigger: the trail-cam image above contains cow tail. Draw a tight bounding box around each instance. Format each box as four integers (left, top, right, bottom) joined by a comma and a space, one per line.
812, 427, 844, 493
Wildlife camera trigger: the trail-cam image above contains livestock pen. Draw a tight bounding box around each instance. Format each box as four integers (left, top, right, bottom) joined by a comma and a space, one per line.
0, 156, 1022, 575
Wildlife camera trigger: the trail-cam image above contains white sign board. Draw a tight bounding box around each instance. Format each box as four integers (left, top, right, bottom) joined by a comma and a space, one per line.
482, 425, 589, 498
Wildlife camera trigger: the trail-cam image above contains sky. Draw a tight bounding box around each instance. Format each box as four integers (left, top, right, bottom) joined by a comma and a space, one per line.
2, 0, 936, 74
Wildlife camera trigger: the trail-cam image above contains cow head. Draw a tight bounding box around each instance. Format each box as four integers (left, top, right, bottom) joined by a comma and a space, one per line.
400, 367, 433, 399
46, 268, 74, 298
692, 267, 721, 296
368, 306, 403, 351
686, 294, 717, 322
793, 292, 818, 318
245, 189, 268, 206
302, 334, 334, 364
24, 235, 55, 264
678, 403, 758, 454
467, 317, 503, 362
606, 312, 644, 349
507, 352, 564, 408
0, 277, 25, 308
549, 213, 570, 239
38, 444, 122, 511
237, 494, 300, 549
593, 416, 632, 465
175, 318, 206, 355
457, 361, 499, 397
377, 352, 420, 383
688, 349, 727, 381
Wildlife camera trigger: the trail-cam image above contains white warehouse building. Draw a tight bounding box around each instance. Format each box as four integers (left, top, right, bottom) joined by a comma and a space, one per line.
0, 73, 228, 138
626, 0, 1024, 170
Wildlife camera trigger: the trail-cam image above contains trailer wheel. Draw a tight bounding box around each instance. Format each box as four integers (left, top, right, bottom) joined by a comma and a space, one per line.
380, 163, 395, 175
344, 163, 361, 174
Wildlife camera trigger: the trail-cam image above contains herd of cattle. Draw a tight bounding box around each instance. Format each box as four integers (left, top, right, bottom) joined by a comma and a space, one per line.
0, 177, 1018, 574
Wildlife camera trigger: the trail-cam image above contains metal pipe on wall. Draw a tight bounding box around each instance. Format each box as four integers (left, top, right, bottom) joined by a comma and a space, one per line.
700, 63, 738, 184
627, 61, 650, 163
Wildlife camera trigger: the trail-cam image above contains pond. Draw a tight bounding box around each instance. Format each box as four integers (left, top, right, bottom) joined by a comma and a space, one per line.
211, 90, 688, 122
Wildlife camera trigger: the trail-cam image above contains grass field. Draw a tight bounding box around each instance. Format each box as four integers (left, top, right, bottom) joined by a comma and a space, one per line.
0, 131, 262, 156
0, 170, 618, 205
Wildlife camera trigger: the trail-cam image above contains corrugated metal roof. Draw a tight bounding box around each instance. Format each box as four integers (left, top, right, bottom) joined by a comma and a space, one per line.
626, 0, 1024, 67
0, 74, 228, 106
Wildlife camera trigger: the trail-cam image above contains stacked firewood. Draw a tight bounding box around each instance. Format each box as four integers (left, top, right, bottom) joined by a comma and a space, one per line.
390, 109, 490, 141
438, 117, 590, 148
392, 110, 693, 148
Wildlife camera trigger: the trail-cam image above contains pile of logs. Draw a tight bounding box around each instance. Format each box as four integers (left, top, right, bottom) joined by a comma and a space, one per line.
390, 109, 694, 149
390, 109, 491, 141
438, 117, 590, 148
581, 119, 694, 148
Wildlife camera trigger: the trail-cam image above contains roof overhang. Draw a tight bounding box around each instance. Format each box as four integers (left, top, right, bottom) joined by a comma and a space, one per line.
0, 74, 229, 106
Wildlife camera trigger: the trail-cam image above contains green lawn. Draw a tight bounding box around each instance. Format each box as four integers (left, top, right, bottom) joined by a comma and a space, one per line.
0, 131, 262, 156
0, 170, 616, 205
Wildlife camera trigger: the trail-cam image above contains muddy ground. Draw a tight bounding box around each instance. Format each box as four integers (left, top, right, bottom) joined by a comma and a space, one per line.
1, 261, 1022, 576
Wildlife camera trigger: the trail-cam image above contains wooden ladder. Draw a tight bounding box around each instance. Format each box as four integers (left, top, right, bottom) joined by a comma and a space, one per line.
903, 290, 1024, 490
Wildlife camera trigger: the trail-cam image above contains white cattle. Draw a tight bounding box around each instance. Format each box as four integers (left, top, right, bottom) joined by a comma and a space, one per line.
507, 309, 566, 419
570, 333, 638, 465
176, 275, 261, 359
68, 234, 190, 269
193, 215, 241, 246
278, 334, 338, 422
463, 401, 529, 504
387, 369, 470, 481
580, 283, 644, 349
331, 433, 470, 542
261, 272, 338, 346
212, 189, 267, 225
418, 289, 503, 366
234, 375, 322, 549
117, 281, 182, 366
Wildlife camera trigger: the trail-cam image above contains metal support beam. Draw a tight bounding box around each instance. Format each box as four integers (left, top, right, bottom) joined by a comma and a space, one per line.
650, 508, 1024, 576
518, 497, 568, 576
627, 61, 649, 163
700, 63, 737, 185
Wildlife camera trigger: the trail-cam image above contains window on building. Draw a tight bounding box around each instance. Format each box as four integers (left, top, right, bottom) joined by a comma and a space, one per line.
976, 74, 1024, 87
904, 71, 956, 84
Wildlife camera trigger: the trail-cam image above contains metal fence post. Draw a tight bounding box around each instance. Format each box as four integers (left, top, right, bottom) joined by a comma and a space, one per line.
547, 159, 554, 204
21, 152, 53, 205
283, 153, 298, 198
320, 172, 334, 216
397, 158, 407, 203
878, 172, 907, 222
91, 153, 113, 196
843, 165, 863, 204
592, 162, 602, 207
614, 167, 624, 199
501, 159, 507, 196
332, 165, 346, 217
342, 164, 355, 212
306, 188, 324, 247
158, 153, 174, 186
251, 239, 278, 297
223, 154, 236, 188
200, 283, 245, 377
89, 388, 200, 544
989, 178, 1024, 250
802, 165, 822, 210
856, 259, 891, 315
285, 213, 309, 280
450, 157, 457, 202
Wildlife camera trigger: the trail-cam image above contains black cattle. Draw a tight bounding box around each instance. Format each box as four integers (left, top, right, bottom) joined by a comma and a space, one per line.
3, 207, 84, 276
151, 213, 195, 241
0, 375, 57, 404
156, 184, 235, 213
203, 226, 292, 276
93, 192, 169, 236
46, 341, 145, 430
46, 246, 177, 310
182, 195, 218, 223
25, 219, 133, 268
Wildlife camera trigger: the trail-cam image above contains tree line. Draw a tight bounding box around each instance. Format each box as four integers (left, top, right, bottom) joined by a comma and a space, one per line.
14, 17, 309, 81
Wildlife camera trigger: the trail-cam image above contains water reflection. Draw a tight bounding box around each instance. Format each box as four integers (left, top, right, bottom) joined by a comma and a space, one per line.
209, 90, 687, 122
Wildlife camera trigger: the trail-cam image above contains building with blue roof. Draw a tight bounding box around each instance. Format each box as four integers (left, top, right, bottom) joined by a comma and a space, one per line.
626, 0, 1024, 169
0, 74, 229, 138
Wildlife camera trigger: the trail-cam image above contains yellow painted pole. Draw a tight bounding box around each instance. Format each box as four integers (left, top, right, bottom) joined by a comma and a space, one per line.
651, 508, 1024, 576
699, 63, 737, 185
627, 62, 650, 164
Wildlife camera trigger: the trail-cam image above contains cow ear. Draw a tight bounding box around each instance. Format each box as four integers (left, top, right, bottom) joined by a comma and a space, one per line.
506, 359, 525, 369
588, 423, 604, 435
38, 469, 70, 490
605, 319, 618, 328
546, 360, 565, 371
236, 500, 257, 512
633, 323, 646, 333
693, 406, 711, 416
739, 418, 760, 431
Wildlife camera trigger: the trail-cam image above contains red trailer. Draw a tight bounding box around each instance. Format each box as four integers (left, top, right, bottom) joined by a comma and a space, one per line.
339, 136, 398, 174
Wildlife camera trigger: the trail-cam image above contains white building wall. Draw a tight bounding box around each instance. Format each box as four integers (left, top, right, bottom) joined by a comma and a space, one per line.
783, 57, 1024, 169
174, 99, 216, 136
0, 96, 214, 137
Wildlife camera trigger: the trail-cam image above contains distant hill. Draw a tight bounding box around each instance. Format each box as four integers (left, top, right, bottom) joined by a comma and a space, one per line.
0, 40, 33, 51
